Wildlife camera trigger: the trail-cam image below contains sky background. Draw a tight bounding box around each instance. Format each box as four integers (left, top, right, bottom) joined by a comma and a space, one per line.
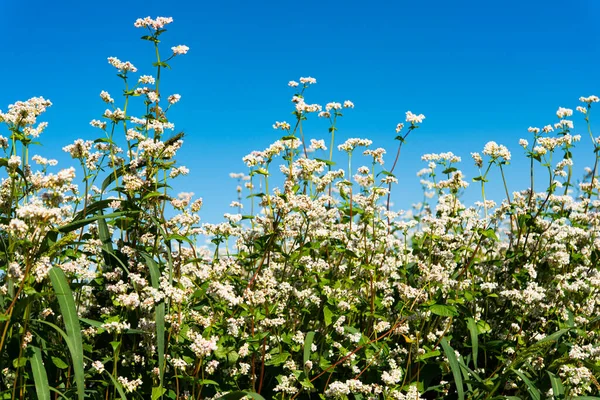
1, 0, 599, 223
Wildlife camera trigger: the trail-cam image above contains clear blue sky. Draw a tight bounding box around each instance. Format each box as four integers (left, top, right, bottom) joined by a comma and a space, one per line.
1, 0, 599, 222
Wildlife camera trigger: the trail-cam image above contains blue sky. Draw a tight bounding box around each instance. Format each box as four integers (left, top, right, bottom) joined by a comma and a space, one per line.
1, 0, 599, 223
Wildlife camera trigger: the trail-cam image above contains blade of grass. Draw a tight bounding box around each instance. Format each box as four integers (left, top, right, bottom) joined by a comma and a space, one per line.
466, 317, 479, 369
29, 346, 50, 400
142, 252, 165, 390
440, 337, 464, 400
216, 391, 266, 400
49, 268, 85, 400
512, 368, 541, 400
303, 331, 316, 375
547, 371, 564, 399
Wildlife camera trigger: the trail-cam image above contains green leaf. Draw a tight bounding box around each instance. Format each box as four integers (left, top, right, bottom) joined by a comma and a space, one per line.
430, 304, 458, 317
304, 331, 316, 374
57, 210, 140, 234
442, 167, 457, 174
142, 252, 166, 389
51, 356, 69, 369
152, 387, 167, 400
417, 349, 441, 361
547, 371, 564, 399
466, 318, 479, 369
512, 369, 541, 400
104, 370, 128, 400
215, 392, 266, 400
323, 306, 333, 327
49, 268, 85, 400
314, 158, 336, 167
264, 352, 290, 366
29, 347, 50, 400
440, 338, 464, 400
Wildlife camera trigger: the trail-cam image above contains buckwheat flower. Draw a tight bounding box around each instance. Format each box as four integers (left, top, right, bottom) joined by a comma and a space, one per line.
542, 124, 554, 133
7, 155, 21, 169
0, 136, 8, 149
99, 91, 114, 103
338, 138, 372, 152
364, 148, 386, 164
471, 152, 483, 168
103, 108, 125, 121
117, 377, 143, 393
272, 121, 290, 130
90, 119, 106, 129
168, 94, 181, 104
482, 141, 511, 162
318, 111, 331, 118
21, 331, 32, 349
557, 119, 574, 129
138, 75, 155, 84
528, 126, 540, 134
325, 381, 350, 398
396, 123, 404, 133
579, 95, 600, 104
172, 45, 189, 55
343, 100, 354, 108
205, 360, 219, 375
299, 76, 317, 85
191, 198, 203, 212
310, 139, 327, 150
326, 102, 342, 111
107, 57, 137, 72
519, 139, 529, 148
406, 110, 425, 124
147, 91, 159, 103
556, 107, 573, 118
533, 146, 547, 156
134, 16, 174, 29
169, 166, 189, 178
577, 106, 587, 114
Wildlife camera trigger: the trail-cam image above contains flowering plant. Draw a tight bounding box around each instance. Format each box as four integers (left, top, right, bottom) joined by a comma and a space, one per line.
0, 16, 599, 400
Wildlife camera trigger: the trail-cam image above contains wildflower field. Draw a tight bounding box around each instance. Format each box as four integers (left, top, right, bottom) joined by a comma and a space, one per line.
1, 16, 599, 400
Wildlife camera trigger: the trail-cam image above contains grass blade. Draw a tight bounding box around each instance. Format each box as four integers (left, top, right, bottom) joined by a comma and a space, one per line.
440, 337, 464, 400
29, 346, 50, 400
216, 391, 266, 400
104, 370, 128, 400
547, 371, 564, 399
142, 252, 166, 390
466, 317, 479, 369
512, 368, 541, 400
303, 331, 316, 374
49, 268, 85, 400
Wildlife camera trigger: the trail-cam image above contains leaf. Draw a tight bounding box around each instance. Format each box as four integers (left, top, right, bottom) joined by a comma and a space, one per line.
547, 371, 564, 399
466, 318, 479, 369
49, 268, 85, 400
442, 167, 457, 174
215, 392, 266, 400
29, 347, 50, 400
323, 306, 333, 327
142, 252, 166, 389
57, 210, 139, 233
430, 304, 458, 317
264, 352, 290, 366
417, 350, 441, 361
152, 387, 167, 400
440, 338, 464, 400
303, 331, 316, 374
51, 356, 69, 369
512, 369, 541, 400
104, 370, 128, 400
